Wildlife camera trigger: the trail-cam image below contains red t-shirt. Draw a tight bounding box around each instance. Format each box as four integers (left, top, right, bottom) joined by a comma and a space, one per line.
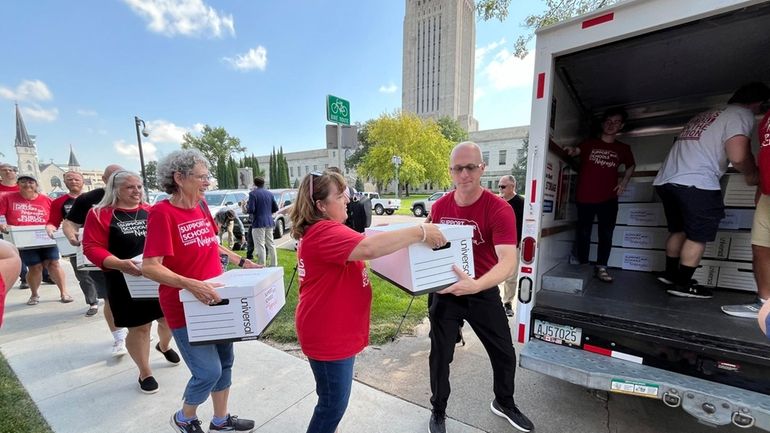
295, 220, 371, 361
430, 189, 517, 278
143, 200, 222, 329
47, 193, 78, 228
0, 193, 52, 225
758, 112, 770, 195
576, 138, 635, 203
83, 204, 152, 268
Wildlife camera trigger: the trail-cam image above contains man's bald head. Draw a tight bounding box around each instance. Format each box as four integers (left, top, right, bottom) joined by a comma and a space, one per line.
450, 141, 483, 165
102, 164, 124, 183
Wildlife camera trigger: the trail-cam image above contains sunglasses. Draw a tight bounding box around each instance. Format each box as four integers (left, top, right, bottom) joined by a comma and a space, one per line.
308, 171, 323, 200
449, 163, 484, 174
498, 184, 511, 189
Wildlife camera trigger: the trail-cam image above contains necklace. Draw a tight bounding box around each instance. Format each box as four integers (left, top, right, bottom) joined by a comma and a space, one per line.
113, 208, 143, 223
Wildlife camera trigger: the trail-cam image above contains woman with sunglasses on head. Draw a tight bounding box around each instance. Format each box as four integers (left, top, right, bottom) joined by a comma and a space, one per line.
82, 170, 180, 395
141, 149, 261, 433
289, 170, 446, 433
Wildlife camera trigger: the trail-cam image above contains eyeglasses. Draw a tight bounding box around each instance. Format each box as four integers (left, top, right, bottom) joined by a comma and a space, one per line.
498, 184, 511, 189
308, 171, 322, 200
188, 173, 213, 182
449, 163, 484, 174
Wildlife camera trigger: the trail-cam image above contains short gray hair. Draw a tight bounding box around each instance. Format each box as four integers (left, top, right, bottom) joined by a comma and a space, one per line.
500, 175, 516, 186
157, 149, 210, 194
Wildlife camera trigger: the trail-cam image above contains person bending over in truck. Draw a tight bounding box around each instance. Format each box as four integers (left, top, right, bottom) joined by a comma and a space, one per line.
564, 108, 636, 283
653, 82, 770, 299
723, 97, 770, 317
426, 142, 533, 433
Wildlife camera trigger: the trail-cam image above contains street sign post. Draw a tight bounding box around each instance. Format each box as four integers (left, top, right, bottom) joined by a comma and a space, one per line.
326, 95, 350, 125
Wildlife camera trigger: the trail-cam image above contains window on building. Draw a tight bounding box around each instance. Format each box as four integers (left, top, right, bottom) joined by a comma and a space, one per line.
290, 167, 294, 177
499, 150, 507, 165
482, 151, 489, 165
487, 180, 493, 189
305, 165, 309, 174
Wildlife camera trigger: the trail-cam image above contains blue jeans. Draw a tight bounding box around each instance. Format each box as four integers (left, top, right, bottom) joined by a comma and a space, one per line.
306, 356, 355, 433
171, 327, 234, 405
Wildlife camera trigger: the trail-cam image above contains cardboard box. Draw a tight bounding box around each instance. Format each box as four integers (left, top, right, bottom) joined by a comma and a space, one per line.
180, 267, 285, 345
6, 225, 56, 250
616, 203, 666, 227
366, 223, 475, 295
692, 259, 721, 287
589, 245, 665, 272
76, 247, 100, 271
53, 230, 77, 256
727, 232, 752, 261
723, 173, 757, 207
719, 208, 754, 230
618, 180, 655, 203
591, 225, 668, 249
716, 261, 757, 292
122, 256, 159, 299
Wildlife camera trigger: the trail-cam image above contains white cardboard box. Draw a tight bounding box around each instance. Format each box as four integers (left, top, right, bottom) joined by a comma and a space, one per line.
693, 259, 721, 287
727, 232, 752, 261
591, 225, 668, 249
53, 229, 77, 256
589, 244, 665, 272
618, 180, 655, 203
76, 247, 100, 271
719, 208, 754, 230
716, 260, 757, 292
6, 225, 56, 250
723, 173, 757, 207
122, 255, 159, 299
616, 203, 666, 227
365, 223, 475, 295
180, 267, 285, 345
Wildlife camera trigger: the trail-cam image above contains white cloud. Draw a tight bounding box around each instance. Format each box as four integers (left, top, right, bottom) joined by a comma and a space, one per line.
145, 119, 190, 143
475, 38, 506, 67
223, 46, 268, 71
123, 0, 235, 38
474, 87, 486, 102
21, 105, 59, 122
192, 122, 205, 133
379, 83, 398, 94
0, 79, 53, 101
114, 139, 159, 161
77, 109, 98, 117
483, 49, 535, 91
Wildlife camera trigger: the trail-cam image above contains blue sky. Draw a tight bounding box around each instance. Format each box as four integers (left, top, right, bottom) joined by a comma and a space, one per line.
0, 0, 543, 173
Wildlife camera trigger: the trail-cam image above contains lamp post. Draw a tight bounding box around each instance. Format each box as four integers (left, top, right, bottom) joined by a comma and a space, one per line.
391, 155, 402, 199
134, 116, 149, 185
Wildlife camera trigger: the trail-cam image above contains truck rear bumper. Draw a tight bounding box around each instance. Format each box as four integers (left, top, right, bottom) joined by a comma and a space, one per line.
521, 339, 770, 430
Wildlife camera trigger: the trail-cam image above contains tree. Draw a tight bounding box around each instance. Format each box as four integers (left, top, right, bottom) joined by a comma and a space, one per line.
510, 134, 529, 195
268, 147, 290, 189
144, 160, 159, 190
436, 116, 469, 144
476, 0, 619, 58
357, 111, 453, 195
346, 120, 374, 170
181, 125, 245, 172
354, 177, 364, 192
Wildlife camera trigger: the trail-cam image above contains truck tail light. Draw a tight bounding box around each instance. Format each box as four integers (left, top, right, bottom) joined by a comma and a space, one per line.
521, 237, 536, 264
518, 276, 532, 303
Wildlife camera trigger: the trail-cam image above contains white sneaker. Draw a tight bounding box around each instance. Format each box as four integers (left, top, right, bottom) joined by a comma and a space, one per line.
111, 339, 128, 357
721, 299, 766, 318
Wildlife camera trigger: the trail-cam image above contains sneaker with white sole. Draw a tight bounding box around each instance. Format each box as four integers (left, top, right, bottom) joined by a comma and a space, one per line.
208, 414, 255, 432
721, 298, 766, 318
111, 339, 127, 357
667, 283, 713, 299
170, 414, 205, 433
490, 399, 534, 432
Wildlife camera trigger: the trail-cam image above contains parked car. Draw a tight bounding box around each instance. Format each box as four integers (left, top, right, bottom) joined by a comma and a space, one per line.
147, 192, 169, 205
204, 189, 249, 218
411, 191, 449, 217
360, 191, 400, 215
237, 188, 298, 239
47, 191, 67, 200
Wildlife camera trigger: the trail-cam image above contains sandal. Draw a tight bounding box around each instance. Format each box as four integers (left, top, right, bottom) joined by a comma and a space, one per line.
60, 295, 74, 303
27, 296, 40, 305
595, 266, 614, 283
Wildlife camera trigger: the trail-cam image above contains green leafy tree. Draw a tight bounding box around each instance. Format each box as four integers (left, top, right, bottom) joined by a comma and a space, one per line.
354, 177, 364, 192
358, 111, 453, 196
510, 134, 529, 195
144, 160, 159, 190
476, 0, 619, 58
181, 125, 245, 173
345, 120, 374, 170
437, 116, 470, 144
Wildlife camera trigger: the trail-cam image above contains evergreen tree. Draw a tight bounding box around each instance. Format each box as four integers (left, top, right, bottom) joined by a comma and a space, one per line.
510, 134, 529, 195
227, 157, 238, 189
355, 177, 364, 192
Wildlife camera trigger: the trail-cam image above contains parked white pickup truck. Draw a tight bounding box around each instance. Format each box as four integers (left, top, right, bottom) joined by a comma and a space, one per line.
360, 192, 400, 215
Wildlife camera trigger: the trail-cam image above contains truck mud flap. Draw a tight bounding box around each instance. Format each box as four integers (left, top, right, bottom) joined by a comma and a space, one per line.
521, 339, 770, 430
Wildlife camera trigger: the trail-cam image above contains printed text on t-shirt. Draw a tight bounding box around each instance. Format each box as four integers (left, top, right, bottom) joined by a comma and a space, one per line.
588, 149, 619, 168
178, 218, 218, 247
13, 202, 47, 223
679, 111, 720, 140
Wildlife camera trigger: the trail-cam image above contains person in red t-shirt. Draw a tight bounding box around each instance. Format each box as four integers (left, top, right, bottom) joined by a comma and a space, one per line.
0, 175, 72, 305
0, 163, 20, 195
565, 108, 636, 283
425, 142, 533, 433
142, 150, 261, 432
0, 239, 21, 327
289, 170, 445, 433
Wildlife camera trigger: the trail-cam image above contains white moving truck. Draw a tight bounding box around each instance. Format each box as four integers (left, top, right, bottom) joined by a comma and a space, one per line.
514, 0, 770, 430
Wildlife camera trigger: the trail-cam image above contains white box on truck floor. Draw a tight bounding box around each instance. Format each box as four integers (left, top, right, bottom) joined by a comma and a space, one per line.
618, 180, 655, 203
719, 208, 754, 230
591, 225, 668, 249
716, 261, 756, 292
589, 244, 665, 272
6, 225, 56, 250
723, 173, 757, 207
53, 229, 77, 256
366, 223, 474, 295
180, 267, 285, 345
616, 203, 666, 226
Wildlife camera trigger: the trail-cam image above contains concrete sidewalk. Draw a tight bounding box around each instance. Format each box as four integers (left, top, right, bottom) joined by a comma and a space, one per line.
0, 264, 483, 433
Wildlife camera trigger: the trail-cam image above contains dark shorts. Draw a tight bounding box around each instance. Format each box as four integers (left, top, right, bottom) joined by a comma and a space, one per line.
19, 246, 60, 266
655, 183, 724, 243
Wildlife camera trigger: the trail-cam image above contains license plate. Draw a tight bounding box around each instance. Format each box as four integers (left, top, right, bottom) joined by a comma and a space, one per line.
533, 319, 582, 346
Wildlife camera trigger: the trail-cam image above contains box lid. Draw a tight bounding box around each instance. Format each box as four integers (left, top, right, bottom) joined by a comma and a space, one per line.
179, 267, 284, 302
365, 223, 473, 241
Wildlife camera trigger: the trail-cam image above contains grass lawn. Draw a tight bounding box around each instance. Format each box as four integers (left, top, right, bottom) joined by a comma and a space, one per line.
0, 353, 52, 433
243, 249, 429, 345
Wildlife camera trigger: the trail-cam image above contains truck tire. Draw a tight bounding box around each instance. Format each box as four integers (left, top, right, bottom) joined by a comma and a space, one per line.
374, 204, 384, 215
412, 205, 425, 217
273, 219, 285, 239
385, 209, 394, 215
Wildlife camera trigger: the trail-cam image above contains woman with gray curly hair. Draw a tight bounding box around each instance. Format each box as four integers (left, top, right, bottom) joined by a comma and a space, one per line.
142, 149, 261, 433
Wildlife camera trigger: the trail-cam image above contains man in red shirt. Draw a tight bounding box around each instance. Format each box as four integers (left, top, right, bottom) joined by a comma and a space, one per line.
426, 142, 533, 433
0, 164, 20, 195
565, 108, 636, 283
0, 175, 72, 305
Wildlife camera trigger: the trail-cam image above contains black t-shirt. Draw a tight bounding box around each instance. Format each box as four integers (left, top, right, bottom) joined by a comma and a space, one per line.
65, 188, 105, 225
507, 194, 524, 247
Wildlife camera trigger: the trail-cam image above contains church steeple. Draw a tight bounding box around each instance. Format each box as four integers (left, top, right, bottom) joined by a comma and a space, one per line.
68, 144, 81, 171
15, 103, 34, 148
14, 103, 41, 180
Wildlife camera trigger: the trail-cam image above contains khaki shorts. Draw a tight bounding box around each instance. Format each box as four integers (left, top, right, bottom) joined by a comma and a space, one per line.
751, 194, 770, 247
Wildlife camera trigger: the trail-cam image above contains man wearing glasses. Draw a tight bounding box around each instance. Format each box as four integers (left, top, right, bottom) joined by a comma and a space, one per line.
427, 142, 533, 433
498, 175, 523, 317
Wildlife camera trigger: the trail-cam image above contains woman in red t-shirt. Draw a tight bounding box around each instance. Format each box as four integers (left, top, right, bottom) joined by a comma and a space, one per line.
289, 170, 445, 433
565, 108, 636, 282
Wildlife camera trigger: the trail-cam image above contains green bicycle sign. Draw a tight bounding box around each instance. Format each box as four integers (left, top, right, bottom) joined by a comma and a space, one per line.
326, 95, 350, 125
